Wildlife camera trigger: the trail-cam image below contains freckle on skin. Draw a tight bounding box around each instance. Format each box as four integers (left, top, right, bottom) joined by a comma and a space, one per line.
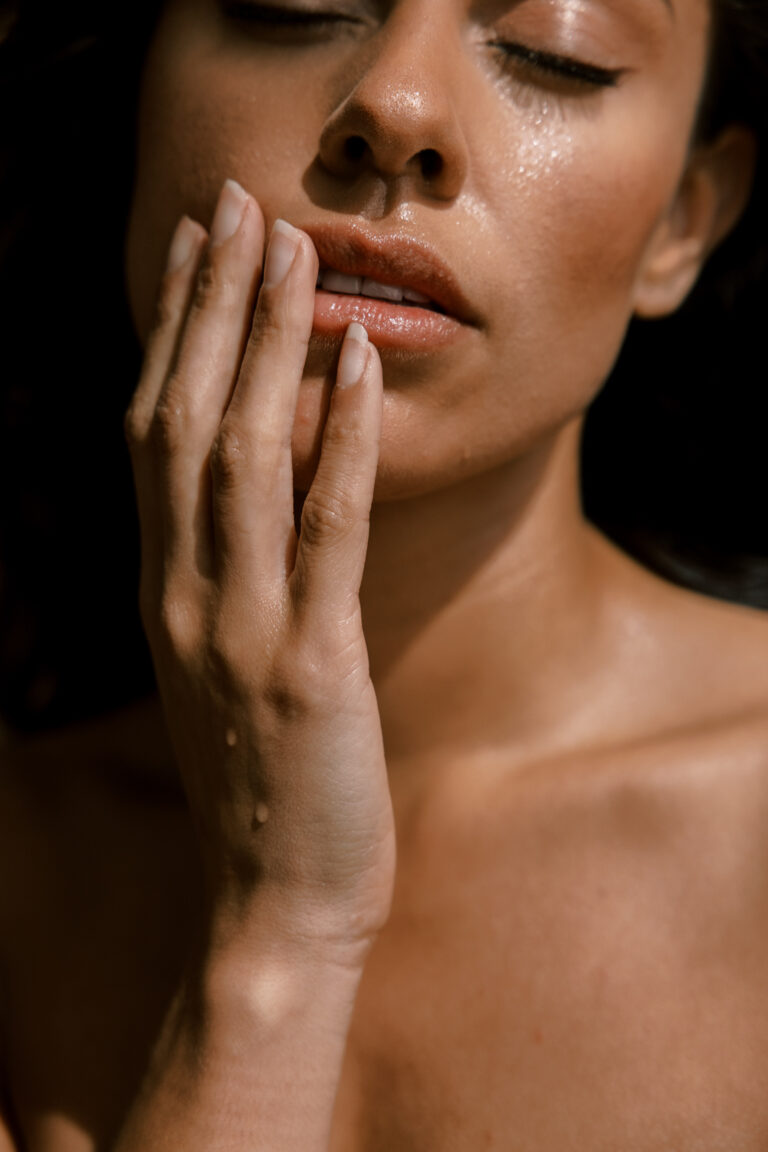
225, 727, 237, 747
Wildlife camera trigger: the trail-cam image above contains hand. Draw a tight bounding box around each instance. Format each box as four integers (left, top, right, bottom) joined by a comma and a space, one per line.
125, 179, 395, 959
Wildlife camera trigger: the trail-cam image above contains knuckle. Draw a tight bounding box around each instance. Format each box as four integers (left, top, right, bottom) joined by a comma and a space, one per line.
209, 423, 248, 488
124, 400, 150, 451
300, 489, 349, 547
263, 673, 310, 721
191, 258, 239, 315
322, 417, 366, 453
151, 389, 190, 455
262, 649, 320, 719
154, 587, 198, 657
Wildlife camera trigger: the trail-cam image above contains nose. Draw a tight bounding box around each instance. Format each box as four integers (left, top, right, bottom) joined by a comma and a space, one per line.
317, 16, 469, 201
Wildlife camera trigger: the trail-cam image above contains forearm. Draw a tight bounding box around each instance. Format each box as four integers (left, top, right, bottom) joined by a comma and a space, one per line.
114, 926, 366, 1152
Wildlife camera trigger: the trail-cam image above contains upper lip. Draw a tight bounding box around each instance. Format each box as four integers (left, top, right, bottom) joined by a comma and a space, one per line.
299, 221, 478, 325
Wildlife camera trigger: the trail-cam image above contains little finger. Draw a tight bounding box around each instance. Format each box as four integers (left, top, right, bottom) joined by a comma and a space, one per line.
126, 215, 207, 569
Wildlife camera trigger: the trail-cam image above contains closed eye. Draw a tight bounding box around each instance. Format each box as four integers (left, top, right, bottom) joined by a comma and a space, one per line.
493, 41, 626, 89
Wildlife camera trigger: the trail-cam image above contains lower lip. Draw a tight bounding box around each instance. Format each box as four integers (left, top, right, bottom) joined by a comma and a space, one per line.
312, 291, 467, 351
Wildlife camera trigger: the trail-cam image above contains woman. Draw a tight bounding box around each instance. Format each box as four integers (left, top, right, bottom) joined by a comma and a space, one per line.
1, 0, 767, 1147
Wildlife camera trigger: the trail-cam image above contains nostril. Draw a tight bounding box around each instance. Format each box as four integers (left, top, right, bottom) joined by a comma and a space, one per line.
420, 149, 443, 180
343, 135, 368, 164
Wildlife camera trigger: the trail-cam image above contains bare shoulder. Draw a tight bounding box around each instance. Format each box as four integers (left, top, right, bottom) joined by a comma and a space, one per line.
589, 706, 768, 904
531, 706, 768, 988
453, 704, 768, 1055
450, 525, 768, 979
576, 534, 768, 918
501, 531, 768, 883
591, 529, 768, 731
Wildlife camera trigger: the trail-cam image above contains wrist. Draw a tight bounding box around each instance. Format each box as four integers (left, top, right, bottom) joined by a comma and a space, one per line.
179, 928, 368, 1059
200, 870, 388, 963
119, 901, 369, 1151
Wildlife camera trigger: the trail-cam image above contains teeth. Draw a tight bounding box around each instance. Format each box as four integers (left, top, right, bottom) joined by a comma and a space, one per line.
321, 270, 362, 295
402, 287, 431, 305
316, 268, 434, 308
360, 278, 403, 302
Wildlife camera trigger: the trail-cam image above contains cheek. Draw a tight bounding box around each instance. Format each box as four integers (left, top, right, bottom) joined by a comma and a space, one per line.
486, 106, 689, 391
125, 42, 318, 343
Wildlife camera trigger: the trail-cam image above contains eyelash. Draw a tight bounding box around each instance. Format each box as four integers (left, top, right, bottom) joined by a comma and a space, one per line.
492, 42, 623, 89
221, 4, 624, 91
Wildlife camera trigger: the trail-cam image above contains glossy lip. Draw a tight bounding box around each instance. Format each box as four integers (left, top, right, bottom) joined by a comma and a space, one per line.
312, 291, 465, 350
298, 220, 480, 350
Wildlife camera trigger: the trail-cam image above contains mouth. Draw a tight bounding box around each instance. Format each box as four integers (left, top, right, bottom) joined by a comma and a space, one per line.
315, 268, 445, 314
299, 221, 478, 352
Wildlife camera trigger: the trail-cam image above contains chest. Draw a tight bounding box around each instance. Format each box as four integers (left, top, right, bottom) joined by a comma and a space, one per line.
329, 891, 768, 1151
4, 797, 768, 1152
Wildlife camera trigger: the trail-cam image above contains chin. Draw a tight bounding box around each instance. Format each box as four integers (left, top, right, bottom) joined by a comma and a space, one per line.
289, 383, 491, 505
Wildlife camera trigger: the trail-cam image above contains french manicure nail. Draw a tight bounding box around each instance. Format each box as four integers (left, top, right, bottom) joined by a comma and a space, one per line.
263, 219, 300, 288
337, 323, 369, 389
210, 179, 249, 246
166, 216, 198, 273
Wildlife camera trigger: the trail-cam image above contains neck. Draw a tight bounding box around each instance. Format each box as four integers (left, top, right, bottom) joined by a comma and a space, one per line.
361, 416, 608, 768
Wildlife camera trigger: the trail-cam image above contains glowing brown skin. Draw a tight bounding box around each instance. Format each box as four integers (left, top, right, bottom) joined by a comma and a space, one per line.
125, 0, 715, 497
1, 0, 768, 1149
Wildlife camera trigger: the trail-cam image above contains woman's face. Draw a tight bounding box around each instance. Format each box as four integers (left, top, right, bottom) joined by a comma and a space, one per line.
125, 0, 711, 496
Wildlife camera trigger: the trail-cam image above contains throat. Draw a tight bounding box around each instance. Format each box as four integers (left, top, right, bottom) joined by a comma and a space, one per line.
359, 420, 599, 764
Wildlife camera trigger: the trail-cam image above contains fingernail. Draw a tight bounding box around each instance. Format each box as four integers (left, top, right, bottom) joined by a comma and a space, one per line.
263, 219, 300, 288
337, 322, 369, 389
210, 179, 249, 246
167, 216, 198, 273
